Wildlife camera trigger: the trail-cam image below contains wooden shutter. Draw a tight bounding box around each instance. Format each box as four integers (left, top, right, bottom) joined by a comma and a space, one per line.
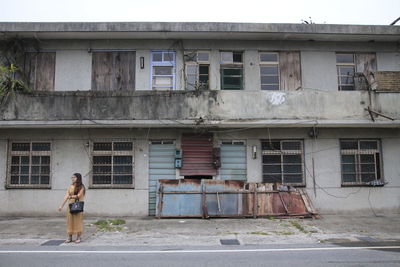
279, 51, 301, 90
24, 52, 55, 91
355, 53, 377, 90
92, 51, 135, 91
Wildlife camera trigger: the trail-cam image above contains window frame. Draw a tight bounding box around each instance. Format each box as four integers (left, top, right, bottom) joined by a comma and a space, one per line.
90, 139, 135, 189
6, 140, 52, 189
150, 51, 176, 90
340, 139, 383, 186
336, 53, 356, 91
259, 52, 280, 91
261, 139, 305, 186
220, 51, 244, 90
184, 50, 210, 90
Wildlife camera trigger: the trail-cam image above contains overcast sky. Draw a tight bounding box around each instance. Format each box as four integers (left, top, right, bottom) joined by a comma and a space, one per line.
1, 0, 399, 25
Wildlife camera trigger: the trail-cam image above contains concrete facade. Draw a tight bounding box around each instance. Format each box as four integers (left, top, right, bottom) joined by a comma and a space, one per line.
0, 22, 399, 216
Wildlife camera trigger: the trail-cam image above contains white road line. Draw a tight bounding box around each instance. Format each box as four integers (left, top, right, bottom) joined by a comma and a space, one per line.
0, 246, 399, 254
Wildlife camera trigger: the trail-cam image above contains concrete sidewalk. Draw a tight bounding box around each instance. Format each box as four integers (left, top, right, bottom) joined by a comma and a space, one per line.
0, 215, 399, 246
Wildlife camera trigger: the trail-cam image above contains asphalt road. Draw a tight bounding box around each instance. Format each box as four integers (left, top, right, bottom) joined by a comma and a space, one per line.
1, 243, 399, 267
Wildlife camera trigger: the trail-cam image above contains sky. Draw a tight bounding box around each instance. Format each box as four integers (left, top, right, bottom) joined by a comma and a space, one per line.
0, 0, 399, 25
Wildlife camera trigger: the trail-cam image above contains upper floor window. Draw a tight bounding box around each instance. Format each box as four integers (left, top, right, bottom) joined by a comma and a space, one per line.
340, 139, 382, 186
91, 51, 136, 91
151, 51, 175, 90
7, 141, 51, 188
261, 140, 305, 186
220, 51, 243, 90
23, 52, 56, 91
336, 53, 355, 91
259, 52, 280, 90
91, 140, 134, 188
184, 51, 210, 90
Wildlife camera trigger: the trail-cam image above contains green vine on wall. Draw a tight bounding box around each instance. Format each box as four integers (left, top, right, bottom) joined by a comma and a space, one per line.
0, 37, 39, 103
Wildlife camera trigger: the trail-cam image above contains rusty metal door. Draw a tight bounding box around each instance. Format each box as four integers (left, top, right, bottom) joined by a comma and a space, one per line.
180, 134, 216, 176
149, 141, 176, 215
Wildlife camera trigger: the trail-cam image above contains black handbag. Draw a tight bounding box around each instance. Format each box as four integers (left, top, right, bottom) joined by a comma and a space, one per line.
69, 198, 84, 214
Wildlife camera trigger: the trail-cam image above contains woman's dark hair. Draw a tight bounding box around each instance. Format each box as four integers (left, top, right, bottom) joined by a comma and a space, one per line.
73, 173, 85, 195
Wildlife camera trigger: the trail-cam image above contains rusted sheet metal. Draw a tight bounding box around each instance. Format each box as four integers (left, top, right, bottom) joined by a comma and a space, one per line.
156, 179, 317, 218
180, 134, 216, 176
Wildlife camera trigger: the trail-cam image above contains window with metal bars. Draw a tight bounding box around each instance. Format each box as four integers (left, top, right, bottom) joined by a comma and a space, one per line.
8, 141, 51, 188
340, 139, 382, 186
261, 140, 305, 186
91, 141, 134, 188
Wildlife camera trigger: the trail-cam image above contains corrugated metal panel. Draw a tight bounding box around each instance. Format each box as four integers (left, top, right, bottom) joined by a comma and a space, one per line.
156, 179, 317, 218
220, 144, 247, 180
149, 143, 176, 215
180, 134, 216, 176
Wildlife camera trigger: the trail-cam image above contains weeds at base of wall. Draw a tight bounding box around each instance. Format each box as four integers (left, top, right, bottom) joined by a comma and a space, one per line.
87, 219, 127, 232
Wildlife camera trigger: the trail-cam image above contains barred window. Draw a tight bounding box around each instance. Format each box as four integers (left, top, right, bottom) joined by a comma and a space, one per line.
340, 139, 382, 185
261, 140, 305, 186
8, 141, 51, 188
91, 141, 134, 188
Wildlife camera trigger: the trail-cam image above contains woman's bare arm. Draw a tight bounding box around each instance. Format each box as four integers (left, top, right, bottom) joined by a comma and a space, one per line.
58, 191, 70, 212
70, 188, 84, 200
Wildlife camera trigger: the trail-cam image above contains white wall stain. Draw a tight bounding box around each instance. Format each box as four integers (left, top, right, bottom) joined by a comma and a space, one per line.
267, 92, 286, 105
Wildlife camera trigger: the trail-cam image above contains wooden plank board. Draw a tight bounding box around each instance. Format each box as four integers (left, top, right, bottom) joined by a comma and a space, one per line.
92, 52, 112, 91
24, 52, 55, 91
279, 51, 301, 91
92, 51, 135, 91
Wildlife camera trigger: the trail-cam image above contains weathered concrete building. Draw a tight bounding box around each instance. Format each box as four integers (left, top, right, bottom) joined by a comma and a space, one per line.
0, 22, 399, 216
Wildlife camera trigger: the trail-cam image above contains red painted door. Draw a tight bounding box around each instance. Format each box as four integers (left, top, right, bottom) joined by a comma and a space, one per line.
180, 134, 216, 176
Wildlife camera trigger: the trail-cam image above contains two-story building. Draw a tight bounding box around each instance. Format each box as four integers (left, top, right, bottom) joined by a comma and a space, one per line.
0, 22, 399, 216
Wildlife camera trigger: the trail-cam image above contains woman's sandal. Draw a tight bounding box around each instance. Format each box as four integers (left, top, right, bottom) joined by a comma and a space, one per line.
75, 239, 81, 244
64, 239, 72, 243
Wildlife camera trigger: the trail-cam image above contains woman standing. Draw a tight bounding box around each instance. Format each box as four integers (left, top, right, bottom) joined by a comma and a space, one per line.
58, 173, 85, 243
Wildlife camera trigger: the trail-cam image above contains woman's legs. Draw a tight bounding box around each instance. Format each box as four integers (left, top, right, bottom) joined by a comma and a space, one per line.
75, 233, 81, 243
65, 235, 72, 243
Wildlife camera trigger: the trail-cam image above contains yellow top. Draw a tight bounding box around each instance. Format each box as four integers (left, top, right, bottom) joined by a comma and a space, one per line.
67, 184, 85, 204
